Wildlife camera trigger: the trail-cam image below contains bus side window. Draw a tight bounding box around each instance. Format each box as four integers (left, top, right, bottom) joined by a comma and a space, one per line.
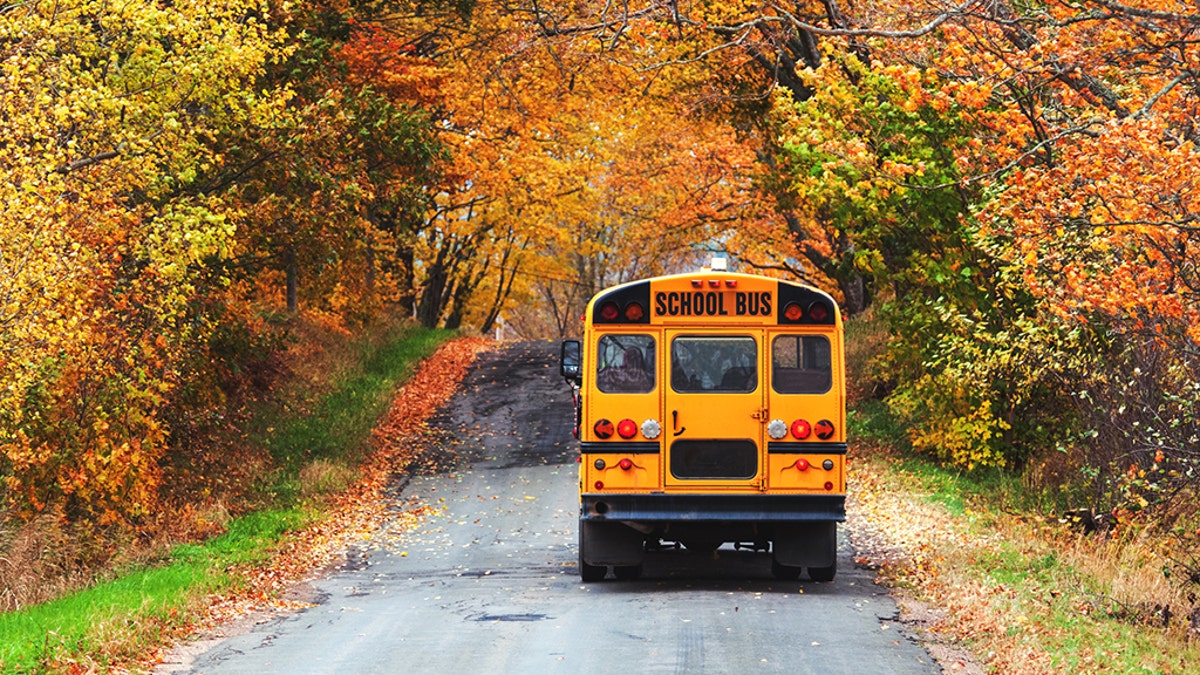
771, 335, 832, 394
596, 334, 656, 393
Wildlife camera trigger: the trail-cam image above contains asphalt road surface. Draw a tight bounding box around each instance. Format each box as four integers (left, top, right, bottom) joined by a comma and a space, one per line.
175, 341, 941, 674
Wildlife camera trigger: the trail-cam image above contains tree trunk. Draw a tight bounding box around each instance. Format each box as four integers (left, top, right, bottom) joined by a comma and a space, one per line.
396, 240, 416, 318
417, 264, 445, 328
285, 245, 298, 314
839, 274, 869, 317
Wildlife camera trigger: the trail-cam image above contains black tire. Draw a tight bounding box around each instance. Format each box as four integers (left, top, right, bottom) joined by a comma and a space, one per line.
579, 526, 607, 581
580, 560, 607, 582
771, 558, 802, 580
613, 564, 643, 581
808, 563, 836, 582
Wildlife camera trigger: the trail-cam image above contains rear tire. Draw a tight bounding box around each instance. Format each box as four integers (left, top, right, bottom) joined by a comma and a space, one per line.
580, 560, 607, 582
808, 563, 836, 582
579, 525, 607, 582
771, 558, 802, 580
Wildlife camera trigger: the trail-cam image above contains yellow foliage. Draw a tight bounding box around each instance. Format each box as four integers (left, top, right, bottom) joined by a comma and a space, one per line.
0, 0, 290, 523
890, 374, 1012, 470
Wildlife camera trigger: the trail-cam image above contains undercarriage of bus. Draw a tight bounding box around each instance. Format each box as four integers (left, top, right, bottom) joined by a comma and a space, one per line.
577, 492, 844, 582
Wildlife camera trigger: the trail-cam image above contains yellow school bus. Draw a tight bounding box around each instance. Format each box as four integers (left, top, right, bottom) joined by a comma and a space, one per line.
560, 261, 846, 581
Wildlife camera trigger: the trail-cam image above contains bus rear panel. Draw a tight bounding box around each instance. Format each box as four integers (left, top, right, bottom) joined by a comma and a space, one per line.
562, 266, 846, 582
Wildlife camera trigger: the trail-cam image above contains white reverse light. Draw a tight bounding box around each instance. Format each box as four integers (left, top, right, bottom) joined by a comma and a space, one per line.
641, 418, 662, 440
767, 419, 788, 440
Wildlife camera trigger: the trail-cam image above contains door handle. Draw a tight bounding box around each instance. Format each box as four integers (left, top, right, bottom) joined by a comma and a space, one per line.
672, 410, 686, 436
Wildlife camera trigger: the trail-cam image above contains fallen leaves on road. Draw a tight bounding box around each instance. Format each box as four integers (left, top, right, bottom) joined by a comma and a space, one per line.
265, 335, 494, 583
849, 440, 1031, 675
141, 336, 492, 671
848, 439, 1200, 674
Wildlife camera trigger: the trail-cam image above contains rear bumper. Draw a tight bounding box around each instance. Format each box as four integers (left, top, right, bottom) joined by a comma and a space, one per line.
580, 492, 845, 523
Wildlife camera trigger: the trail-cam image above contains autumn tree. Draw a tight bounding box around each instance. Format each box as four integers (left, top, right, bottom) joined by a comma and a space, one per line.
960, 1, 1200, 504
753, 0, 1200, 488
0, 0, 292, 522
6, 0, 1197, 536
353, 0, 778, 333
493, 0, 1199, 495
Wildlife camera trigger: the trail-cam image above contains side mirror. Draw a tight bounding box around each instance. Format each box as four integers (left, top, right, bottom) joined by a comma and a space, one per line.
560, 339, 582, 384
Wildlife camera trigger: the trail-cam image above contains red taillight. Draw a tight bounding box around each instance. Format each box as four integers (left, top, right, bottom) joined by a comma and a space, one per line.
784, 302, 803, 321
617, 418, 638, 439
599, 302, 620, 320
594, 419, 614, 439
618, 458, 633, 471
809, 302, 830, 323
624, 302, 645, 321
824, 481, 834, 491
791, 419, 812, 439
595, 481, 604, 490
815, 419, 835, 440
794, 458, 810, 471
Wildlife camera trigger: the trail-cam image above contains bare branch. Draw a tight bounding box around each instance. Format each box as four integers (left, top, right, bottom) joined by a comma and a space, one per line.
1086, 0, 1200, 23
54, 150, 120, 174
1132, 72, 1193, 119
709, 0, 985, 40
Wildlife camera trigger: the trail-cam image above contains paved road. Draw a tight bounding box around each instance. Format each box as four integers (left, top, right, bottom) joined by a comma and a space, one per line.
177, 341, 940, 674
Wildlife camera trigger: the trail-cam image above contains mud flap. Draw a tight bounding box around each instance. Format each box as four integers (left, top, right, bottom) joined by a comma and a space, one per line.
579, 520, 645, 567
772, 521, 836, 567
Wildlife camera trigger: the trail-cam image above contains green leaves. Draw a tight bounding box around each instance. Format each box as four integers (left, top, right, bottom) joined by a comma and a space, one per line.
767, 49, 1090, 471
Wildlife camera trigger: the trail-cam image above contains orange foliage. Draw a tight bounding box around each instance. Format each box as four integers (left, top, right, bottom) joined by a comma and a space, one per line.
338, 23, 447, 108
6, 0, 1195, 529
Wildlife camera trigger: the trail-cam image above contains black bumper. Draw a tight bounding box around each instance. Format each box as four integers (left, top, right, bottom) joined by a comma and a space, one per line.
581, 492, 846, 523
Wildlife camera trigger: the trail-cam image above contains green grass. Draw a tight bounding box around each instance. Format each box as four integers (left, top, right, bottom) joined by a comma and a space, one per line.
849, 398, 970, 513
847, 398, 910, 450
853, 396, 1200, 672
0, 324, 455, 672
262, 325, 452, 502
845, 312, 1200, 672
0, 509, 305, 672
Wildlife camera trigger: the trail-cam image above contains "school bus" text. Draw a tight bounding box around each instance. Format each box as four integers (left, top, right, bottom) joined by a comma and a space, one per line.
654, 291, 772, 317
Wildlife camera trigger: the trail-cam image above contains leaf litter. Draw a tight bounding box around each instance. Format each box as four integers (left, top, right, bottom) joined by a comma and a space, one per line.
143, 337, 492, 672
849, 438, 1200, 674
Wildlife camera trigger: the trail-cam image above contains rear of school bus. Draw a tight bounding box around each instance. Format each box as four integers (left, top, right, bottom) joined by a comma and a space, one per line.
560, 264, 846, 581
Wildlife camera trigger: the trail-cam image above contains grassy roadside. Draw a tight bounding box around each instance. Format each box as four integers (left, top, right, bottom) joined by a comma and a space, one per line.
848, 402, 1200, 673
0, 322, 454, 673
843, 311, 1199, 673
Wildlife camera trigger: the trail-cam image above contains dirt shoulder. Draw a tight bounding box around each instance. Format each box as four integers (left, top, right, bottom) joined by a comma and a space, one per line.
847, 438, 1200, 674
145, 336, 495, 672
847, 447, 990, 674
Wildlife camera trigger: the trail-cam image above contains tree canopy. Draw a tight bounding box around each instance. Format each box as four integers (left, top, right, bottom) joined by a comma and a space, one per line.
2, 0, 1198, 529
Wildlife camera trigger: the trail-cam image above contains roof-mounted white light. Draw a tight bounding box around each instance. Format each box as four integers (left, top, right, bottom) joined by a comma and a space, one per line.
710, 257, 728, 271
